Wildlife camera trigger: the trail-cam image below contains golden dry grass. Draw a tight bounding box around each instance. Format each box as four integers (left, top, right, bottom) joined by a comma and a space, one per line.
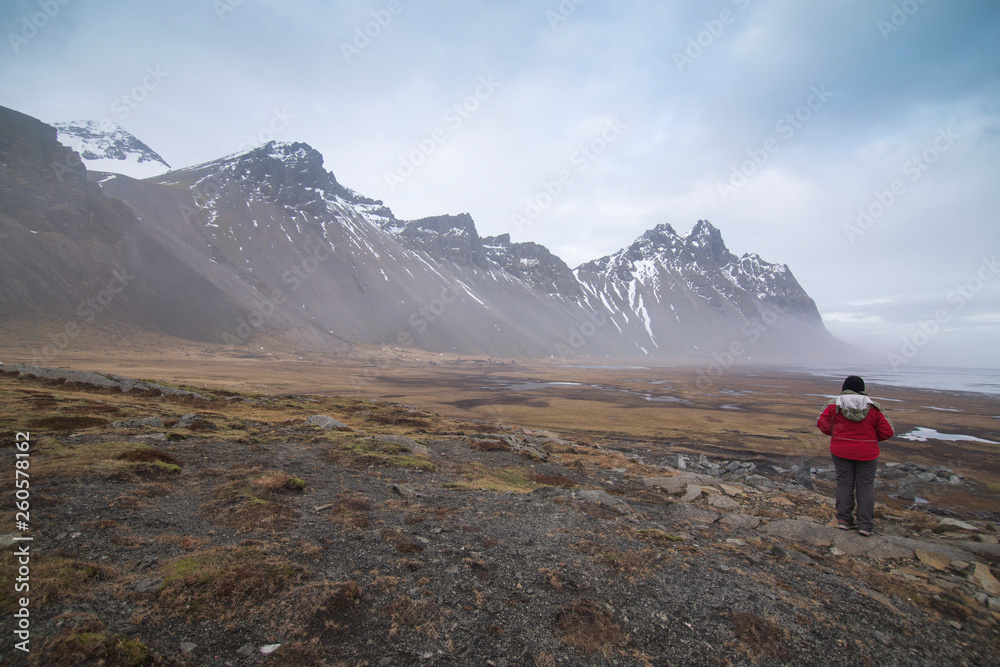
554, 598, 626, 656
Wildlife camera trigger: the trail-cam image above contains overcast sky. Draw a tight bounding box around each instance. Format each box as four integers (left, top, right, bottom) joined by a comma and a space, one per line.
2, 0, 999, 368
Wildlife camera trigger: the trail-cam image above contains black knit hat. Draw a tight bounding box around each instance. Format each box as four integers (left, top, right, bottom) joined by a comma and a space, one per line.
842, 375, 866, 394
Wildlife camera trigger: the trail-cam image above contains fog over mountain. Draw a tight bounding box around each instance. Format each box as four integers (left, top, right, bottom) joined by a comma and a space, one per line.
0, 105, 856, 363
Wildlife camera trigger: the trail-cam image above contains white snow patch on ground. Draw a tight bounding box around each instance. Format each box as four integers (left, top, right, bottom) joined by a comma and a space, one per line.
899, 427, 998, 444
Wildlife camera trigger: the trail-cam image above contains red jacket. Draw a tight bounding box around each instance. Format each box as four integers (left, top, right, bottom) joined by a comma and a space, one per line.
817, 392, 894, 461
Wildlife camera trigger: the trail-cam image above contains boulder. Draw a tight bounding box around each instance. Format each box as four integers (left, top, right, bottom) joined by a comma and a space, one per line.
306, 415, 352, 431
111, 417, 164, 429
375, 434, 430, 455
174, 413, 201, 429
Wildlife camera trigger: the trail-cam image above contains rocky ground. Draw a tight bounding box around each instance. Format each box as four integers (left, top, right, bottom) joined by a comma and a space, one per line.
1, 366, 1000, 666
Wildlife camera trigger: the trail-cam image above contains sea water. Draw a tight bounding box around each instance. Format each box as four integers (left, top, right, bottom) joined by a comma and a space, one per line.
792, 365, 1000, 397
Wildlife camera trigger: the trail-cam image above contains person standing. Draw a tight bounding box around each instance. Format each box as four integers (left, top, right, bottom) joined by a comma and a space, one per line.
816, 375, 894, 536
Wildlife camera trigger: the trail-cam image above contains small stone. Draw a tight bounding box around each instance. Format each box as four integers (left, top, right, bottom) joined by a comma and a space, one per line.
391, 484, 423, 498
261, 644, 282, 655
237, 644, 255, 656
719, 483, 743, 496
180, 642, 196, 655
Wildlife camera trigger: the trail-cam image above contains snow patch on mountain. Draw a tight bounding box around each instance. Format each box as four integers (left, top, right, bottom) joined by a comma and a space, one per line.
53, 120, 170, 179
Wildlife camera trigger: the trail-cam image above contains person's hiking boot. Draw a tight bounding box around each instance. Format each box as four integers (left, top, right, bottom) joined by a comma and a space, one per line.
838, 521, 858, 531
858, 529, 872, 537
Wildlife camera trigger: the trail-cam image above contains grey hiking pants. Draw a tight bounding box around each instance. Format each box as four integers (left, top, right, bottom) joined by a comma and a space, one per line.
832, 454, 878, 531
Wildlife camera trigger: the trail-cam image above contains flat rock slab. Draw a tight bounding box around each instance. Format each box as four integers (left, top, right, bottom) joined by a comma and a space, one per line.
759, 519, 834, 547
915, 549, 952, 571
708, 495, 742, 512
880, 535, 984, 564
832, 531, 883, 557
719, 513, 761, 529
667, 505, 720, 524
573, 489, 635, 515
643, 474, 718, 494
972, 563, 1000, 596
681, 485, 703, 503
864, 541, 915, 560
760, 520, 990, 564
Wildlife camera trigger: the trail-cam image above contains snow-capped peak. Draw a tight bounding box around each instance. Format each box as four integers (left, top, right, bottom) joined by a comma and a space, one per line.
53, 120, 170, 179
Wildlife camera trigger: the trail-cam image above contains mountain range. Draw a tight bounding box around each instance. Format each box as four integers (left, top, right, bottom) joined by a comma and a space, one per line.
0, 105, 853, 362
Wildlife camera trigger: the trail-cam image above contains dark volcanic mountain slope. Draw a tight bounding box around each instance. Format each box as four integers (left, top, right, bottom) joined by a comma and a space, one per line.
0, 106, 243, 342
98, 142, 605, 357
483, 234, 583, 297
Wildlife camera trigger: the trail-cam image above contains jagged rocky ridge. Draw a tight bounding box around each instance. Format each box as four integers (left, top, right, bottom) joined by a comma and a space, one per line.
3, 106, 852, 360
